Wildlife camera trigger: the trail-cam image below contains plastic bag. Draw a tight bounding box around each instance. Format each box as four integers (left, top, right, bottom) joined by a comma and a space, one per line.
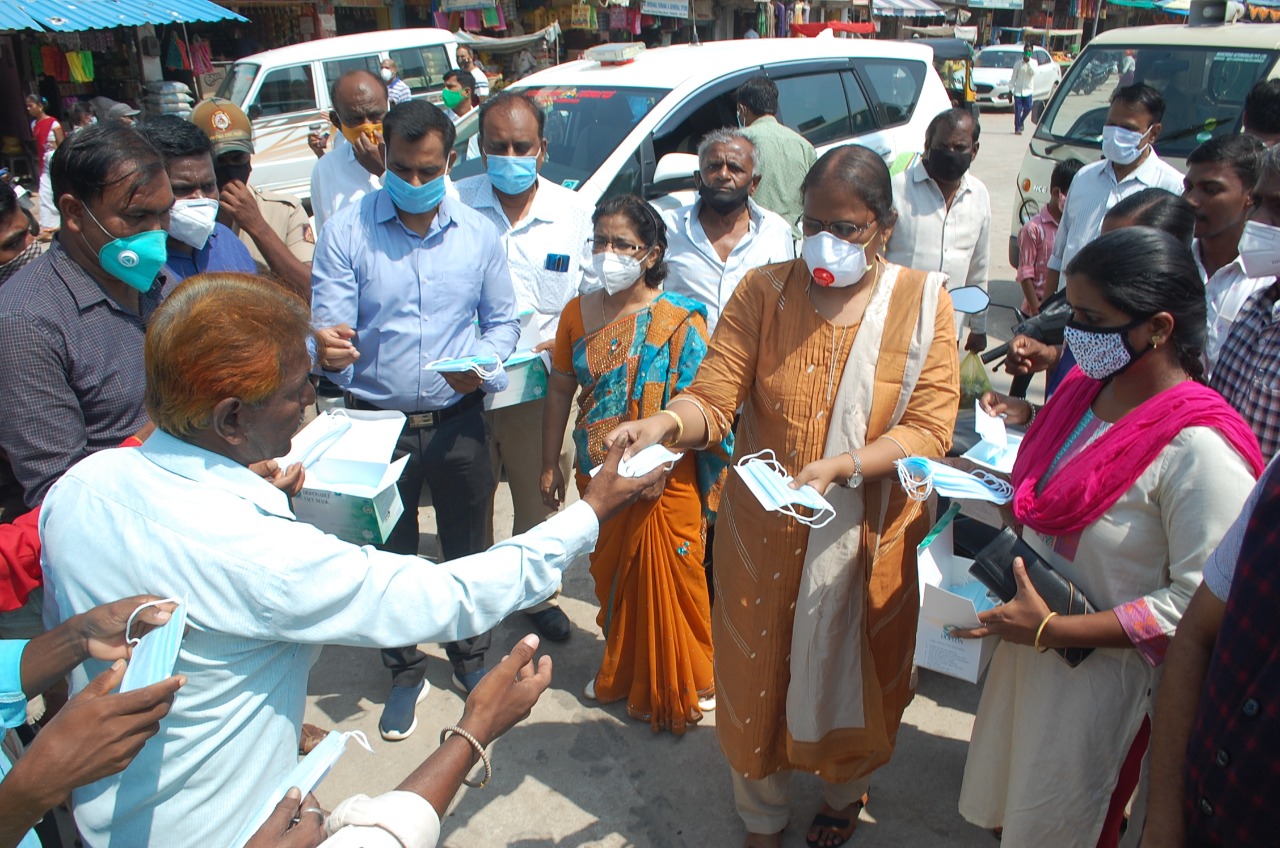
959, 351, 992, 409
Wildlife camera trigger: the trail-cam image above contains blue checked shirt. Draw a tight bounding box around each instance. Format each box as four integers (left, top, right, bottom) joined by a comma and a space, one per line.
310, 190, 520, 411
1211, 280, 1280, 462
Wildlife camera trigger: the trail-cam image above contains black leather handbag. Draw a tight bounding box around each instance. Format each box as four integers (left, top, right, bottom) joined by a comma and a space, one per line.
969, 527, 1096, 667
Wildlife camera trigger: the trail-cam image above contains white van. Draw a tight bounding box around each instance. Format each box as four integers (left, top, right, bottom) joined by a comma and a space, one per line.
216, 28, 458, 204
1008, 22, 1280, 265
446, 38, 952, 211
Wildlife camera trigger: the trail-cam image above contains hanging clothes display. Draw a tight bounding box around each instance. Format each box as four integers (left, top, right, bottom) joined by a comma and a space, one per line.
191, 39, 214, 75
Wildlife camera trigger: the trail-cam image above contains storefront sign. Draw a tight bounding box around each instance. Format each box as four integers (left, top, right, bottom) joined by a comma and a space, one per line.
966, 0, 1024, 8
641, 0, 690, 18
440, 0, 495, 10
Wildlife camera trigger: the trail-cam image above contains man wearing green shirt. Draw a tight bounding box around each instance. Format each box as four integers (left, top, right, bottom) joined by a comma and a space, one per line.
737, 76, 817, 235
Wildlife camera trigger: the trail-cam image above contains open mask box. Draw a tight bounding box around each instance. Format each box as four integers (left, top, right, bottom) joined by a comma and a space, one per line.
961, 400, 1023, 475
277, 409, 408, 545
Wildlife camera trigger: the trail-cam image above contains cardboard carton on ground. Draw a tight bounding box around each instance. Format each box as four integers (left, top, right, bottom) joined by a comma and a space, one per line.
915, 502, 999, 684
280, 409, 408, 545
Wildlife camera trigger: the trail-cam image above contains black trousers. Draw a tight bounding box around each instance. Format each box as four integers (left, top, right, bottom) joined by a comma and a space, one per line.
371, 401, 495, 684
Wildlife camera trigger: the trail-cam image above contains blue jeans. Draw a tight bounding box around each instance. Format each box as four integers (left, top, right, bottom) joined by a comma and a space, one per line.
1014, 94, 1033, 132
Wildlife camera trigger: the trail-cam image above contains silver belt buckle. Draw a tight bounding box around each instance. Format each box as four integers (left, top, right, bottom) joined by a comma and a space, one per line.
406, 412, 437, 429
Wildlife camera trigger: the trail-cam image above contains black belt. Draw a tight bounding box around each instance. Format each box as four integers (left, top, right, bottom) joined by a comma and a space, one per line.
344, 390, 484, 429
313, 375, 344, 398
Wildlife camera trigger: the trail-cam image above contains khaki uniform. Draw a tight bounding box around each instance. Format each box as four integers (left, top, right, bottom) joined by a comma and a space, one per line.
233, 186, 316, 275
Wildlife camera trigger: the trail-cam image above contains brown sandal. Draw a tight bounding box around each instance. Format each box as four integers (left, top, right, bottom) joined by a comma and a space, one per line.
805, 794, 868, 848
299, 722, 328, 755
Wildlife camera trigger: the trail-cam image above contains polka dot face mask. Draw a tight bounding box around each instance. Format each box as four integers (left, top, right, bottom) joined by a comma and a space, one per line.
1063, 316, 1150, 381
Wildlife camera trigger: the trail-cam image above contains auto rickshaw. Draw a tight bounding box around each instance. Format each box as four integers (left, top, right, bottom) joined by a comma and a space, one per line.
913, 37, 979, 121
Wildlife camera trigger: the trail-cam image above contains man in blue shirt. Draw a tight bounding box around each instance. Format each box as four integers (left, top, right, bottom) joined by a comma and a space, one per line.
135, 116, 256, 285
312, 99, 520, 739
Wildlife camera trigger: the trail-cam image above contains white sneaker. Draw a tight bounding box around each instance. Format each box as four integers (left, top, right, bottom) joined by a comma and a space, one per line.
698, 694, 716, 712
583, 678, 597, 700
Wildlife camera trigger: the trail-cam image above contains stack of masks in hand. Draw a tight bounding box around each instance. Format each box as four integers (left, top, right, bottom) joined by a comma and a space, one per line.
734, 449, 836, 528
423, 355, 504, 381
895, 457, 1014, 505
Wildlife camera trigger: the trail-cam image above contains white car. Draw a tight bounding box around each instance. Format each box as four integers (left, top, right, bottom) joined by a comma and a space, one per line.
973, 45, 1061, 108
446, 37, 952, 210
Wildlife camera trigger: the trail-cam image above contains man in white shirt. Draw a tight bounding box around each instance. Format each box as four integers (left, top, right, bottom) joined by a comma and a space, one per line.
37, 273, 658, 847
1184, 133, 1273, 370
885, 107, 991, 352
456, 92, 597, 642
662, 128, 794, 334
1045, 83, 1185, 297
310, 70, 388, 233
456, 45, 490, 102
1010, 45, 1037, 136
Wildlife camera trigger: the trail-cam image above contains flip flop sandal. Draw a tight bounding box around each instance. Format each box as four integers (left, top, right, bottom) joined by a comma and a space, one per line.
805, 794, 868, 848
298, 722, 329, 755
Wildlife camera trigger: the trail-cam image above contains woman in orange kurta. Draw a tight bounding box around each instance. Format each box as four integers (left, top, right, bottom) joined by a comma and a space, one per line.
541, 195, 732, 735
607, 148, 959, 848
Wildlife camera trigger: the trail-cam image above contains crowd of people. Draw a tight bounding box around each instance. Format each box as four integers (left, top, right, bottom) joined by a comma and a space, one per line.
0, 63, 1278, 848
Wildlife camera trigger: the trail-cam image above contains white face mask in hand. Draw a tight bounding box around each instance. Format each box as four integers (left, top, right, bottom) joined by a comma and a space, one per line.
734, 449, 836, 528
593, 251, 647, 295
120, 597, 187, 693
233, 730, 374, 847
895, 457, 1014, 504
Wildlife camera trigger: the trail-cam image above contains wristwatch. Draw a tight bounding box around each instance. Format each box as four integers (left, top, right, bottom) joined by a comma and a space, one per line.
842, 451, 864, 489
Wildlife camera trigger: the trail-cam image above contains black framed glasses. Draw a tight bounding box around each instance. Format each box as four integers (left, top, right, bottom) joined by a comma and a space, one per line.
587, 236, 648, 255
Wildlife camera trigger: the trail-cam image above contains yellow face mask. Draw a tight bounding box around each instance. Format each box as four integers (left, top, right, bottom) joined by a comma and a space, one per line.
340, 121, 382, 146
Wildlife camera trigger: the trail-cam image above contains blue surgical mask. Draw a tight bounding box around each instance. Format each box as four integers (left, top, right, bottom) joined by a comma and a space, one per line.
84, 205, 168, 293
383, 167, 448, 215
486, 154, 539, 195
232, 730, 373, 846
895, 457, 1014, 505
119, 597, 187, 693
734, 449, 835, 528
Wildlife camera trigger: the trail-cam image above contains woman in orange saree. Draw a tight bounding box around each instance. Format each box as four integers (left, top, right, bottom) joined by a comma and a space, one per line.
541, 195, 732, 735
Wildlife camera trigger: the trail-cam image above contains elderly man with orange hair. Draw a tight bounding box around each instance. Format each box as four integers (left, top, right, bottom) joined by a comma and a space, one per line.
35, 272, 661, 848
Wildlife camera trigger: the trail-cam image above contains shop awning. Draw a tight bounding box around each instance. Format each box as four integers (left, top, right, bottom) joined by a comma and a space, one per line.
0, 2, 44, 29
454, 21, 562, 52
872, 0, 945, 15
8, 0, 246, 32
790, 20, 877, 35
1105, 0, 1158, 7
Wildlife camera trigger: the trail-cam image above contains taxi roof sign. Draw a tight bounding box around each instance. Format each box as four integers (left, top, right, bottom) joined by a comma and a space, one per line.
583, 43, 646, 65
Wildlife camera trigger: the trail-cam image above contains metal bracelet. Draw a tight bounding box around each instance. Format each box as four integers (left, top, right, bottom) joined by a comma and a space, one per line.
440, 725, 492, 788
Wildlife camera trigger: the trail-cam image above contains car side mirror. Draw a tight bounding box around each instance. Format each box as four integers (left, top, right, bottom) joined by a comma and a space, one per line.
652, 152, 699, 191
951, 285, 991, 314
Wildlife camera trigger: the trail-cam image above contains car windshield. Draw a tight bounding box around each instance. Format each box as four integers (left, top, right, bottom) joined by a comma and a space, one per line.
449, 85, 665, 188
1037, 45, 1277, 158
977, 51, 1022, 70
217, 63, 260, 107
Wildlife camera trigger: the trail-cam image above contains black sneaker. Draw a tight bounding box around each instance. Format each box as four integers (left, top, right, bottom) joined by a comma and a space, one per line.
525, 606, 572, 642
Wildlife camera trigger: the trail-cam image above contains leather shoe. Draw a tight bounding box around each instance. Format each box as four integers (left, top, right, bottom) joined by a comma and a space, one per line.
525, 606, 572, 642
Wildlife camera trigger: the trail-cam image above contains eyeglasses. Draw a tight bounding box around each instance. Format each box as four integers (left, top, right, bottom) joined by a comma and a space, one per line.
587, 237, 648, 255
798, 216, 877, 243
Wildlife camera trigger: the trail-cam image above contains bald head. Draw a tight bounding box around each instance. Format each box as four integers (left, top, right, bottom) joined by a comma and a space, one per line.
330, 69, 389, 129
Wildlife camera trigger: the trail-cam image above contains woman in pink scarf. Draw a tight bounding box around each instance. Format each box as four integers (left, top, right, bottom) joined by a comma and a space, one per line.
955, 227, 1264, 848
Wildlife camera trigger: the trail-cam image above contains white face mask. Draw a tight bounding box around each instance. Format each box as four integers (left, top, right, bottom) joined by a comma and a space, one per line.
801, 230, 875, 288
167, 197, 220, 249
593, 251, 647, 295
1238, 219, 1280, 278
895, 457, 1014, 505
380, 67, 394, 82
1101, 125, 1148, 166
734, 449, 836, 528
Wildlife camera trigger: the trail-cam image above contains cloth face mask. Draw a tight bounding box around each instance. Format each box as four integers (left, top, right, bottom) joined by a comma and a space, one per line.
895, 457, 1014, 505
424, 354, 504, 381
84, 205, 167, 293
734, 449, 836, 528
167, 197, 219, 249
801, 230, 874, 288
1063, 317, 1149, 380
1238, 219, 1280, 278
340, 121, 382, 147
120, 597, 187, 693
1101, 125, 1147, 166
441, 87, 468, 111
593, 251, 646, 295
924, 148, 973, 183
487, 154, 538, 196
233, 730, 373, 847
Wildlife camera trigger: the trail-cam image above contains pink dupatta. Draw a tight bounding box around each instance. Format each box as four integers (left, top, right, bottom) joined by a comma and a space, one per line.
1011, 368, 1264, 537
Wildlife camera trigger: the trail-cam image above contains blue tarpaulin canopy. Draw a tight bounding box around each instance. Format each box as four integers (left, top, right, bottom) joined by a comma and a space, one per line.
0, 0, 245, 32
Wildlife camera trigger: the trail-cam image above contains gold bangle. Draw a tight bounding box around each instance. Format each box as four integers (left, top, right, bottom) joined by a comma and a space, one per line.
1034, 611, 1059, 653
439, 725, 492, 788
656, 409, 685, 446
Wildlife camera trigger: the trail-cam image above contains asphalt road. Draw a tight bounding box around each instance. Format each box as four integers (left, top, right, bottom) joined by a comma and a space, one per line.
304, 107, 1034, 847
